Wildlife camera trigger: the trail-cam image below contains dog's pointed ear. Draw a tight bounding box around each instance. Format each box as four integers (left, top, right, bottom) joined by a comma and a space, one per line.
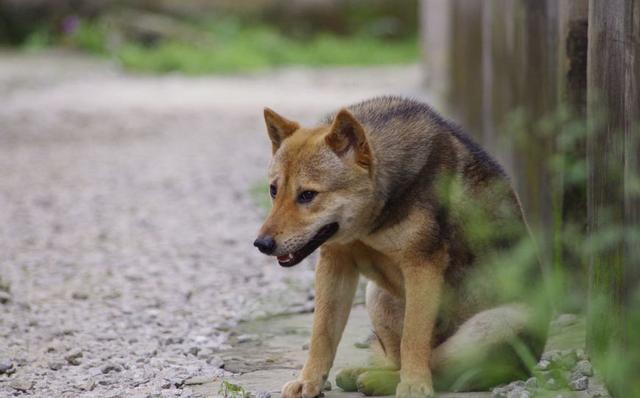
325, 109, 373, 171
264, 108, 299, 154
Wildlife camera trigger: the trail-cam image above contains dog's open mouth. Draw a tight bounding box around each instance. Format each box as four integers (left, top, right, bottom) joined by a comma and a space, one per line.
276, 223, 339, 267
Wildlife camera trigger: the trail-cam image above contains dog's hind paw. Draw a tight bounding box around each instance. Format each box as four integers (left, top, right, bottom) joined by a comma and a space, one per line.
356, 370, 400, 396
335, 367, 370, 392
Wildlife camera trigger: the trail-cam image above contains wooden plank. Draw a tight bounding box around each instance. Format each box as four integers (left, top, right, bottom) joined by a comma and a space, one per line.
555, 0, 589, 297
558, 0, 589, 113
449, 0, 484, 134
623, 0, 640, 308
509, 0, 558, 262
586, 0, 640, 385
420, 0, 453, 104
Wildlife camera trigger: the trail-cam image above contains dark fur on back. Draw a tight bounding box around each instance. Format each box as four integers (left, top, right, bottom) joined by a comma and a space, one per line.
326, 96, 538, 338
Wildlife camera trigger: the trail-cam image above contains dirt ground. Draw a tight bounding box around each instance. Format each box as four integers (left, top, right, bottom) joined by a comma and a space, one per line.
0, 51, 428, 398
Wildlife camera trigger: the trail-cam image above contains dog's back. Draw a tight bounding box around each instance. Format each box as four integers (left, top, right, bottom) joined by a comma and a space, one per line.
328, 96, 544, 342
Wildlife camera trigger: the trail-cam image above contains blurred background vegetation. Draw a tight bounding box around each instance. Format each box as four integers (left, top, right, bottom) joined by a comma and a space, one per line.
0, 0, 419, 74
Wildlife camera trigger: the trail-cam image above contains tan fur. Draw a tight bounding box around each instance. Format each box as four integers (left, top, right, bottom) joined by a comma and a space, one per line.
256, 97, 548, 398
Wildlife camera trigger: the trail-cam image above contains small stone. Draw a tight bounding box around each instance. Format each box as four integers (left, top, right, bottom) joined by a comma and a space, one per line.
9, 379, 34, 392
575, 359, 593, 376
101, 363, 122, 374
542, 350, 561, 362
256, 391, 271, 398
165, 337, 184, 345
492, 386, 508, 398
302, 343, 309, 350
65, 350, 83, 366
183, 375, 211, 385
569, 376, 589, 391
236, 334, 256, 343
160, 380, 172, 389
558, 349, 578, 369
206, 357, 224, 368
524, 377, 538, 390
48, 360, 64, 370
188, 346, 199, 356
76, 379, 96, 391
0, 291, 11, 304
536, 359, 551, 370
507, 387, 530, 398
576, 348, 589, 361
71, 291, 89, 300
0, 359, 14, 374
545, 378, 560, 390
354, 341, 370, 349
553, 313, 578, 327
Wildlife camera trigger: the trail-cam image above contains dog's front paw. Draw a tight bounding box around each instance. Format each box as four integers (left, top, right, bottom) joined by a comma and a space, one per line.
281, 379, 323, 398
395, 380, 434, 398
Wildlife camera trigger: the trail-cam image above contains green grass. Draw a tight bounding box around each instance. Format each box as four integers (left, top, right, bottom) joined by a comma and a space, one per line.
115, 31, 417, 75
60, 20, 418, 75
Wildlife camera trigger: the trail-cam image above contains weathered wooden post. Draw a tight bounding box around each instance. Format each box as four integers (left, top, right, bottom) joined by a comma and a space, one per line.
555, 0, 589, 297
420, 0, 452, 105
586, 0, 640, 392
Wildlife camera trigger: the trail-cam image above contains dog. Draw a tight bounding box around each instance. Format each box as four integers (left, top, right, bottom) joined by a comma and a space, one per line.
253, 96, 548, 398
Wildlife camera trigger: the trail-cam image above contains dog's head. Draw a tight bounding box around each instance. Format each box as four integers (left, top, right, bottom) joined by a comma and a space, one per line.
253, 107, 376, 266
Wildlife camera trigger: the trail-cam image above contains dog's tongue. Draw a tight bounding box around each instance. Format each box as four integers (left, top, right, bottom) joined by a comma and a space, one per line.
277, 253, 294, 262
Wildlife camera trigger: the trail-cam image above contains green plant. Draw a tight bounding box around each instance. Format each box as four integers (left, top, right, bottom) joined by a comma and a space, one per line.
219, 380, 250, 398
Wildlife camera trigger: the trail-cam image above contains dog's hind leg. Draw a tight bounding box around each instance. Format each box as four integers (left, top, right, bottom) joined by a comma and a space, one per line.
336, 282, 403, 395
431, 303, 548, 392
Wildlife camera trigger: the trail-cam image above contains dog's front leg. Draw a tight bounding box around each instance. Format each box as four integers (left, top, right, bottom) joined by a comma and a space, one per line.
396, 257, 445, 398
281, 246, 359, 398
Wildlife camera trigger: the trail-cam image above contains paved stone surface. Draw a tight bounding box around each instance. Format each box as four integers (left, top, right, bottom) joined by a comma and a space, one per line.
0, 50, 429, 398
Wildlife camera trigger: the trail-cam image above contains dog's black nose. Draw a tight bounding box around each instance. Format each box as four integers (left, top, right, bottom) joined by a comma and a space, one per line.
253, 236, 276, 254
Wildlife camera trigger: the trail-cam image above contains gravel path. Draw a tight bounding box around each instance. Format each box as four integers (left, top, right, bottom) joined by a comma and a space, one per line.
0, 51, 427, 398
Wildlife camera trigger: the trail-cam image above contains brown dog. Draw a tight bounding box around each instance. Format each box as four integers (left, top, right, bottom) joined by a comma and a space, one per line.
254, 97, 548, 398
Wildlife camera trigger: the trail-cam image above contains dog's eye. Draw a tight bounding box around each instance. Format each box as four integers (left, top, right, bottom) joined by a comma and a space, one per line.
269, 184, 277, 198
297, 190, 318, 204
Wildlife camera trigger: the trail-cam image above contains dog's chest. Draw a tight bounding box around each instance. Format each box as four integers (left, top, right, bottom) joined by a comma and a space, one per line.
350, 242, 404, 297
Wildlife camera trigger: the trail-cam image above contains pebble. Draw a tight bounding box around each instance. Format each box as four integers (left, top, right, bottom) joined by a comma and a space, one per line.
188, 346, 200, 356
0, 291, 11, 304
0, 359, 14, 374
552, 313, 578, 327
76, 379, 96, 391
182, 378, 205, 387
48, 360, 65, 371
101, 363, 122, 374
164, 337, 184, 345
576, 348, 589, 361
536, 359, 551, 370
569, 376, 589, 391
545, 377, 560, 390
71, 291, 89, 300
65, 350, 83, 366
575, 359, 593, 376
9, 379, 34, 392
557, 349, 578, 369
524, 377, 538, 390
236, 334, 256, 343
506, 388, 530, 398
206, 357, 224, 368
256, 391, 271, 398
